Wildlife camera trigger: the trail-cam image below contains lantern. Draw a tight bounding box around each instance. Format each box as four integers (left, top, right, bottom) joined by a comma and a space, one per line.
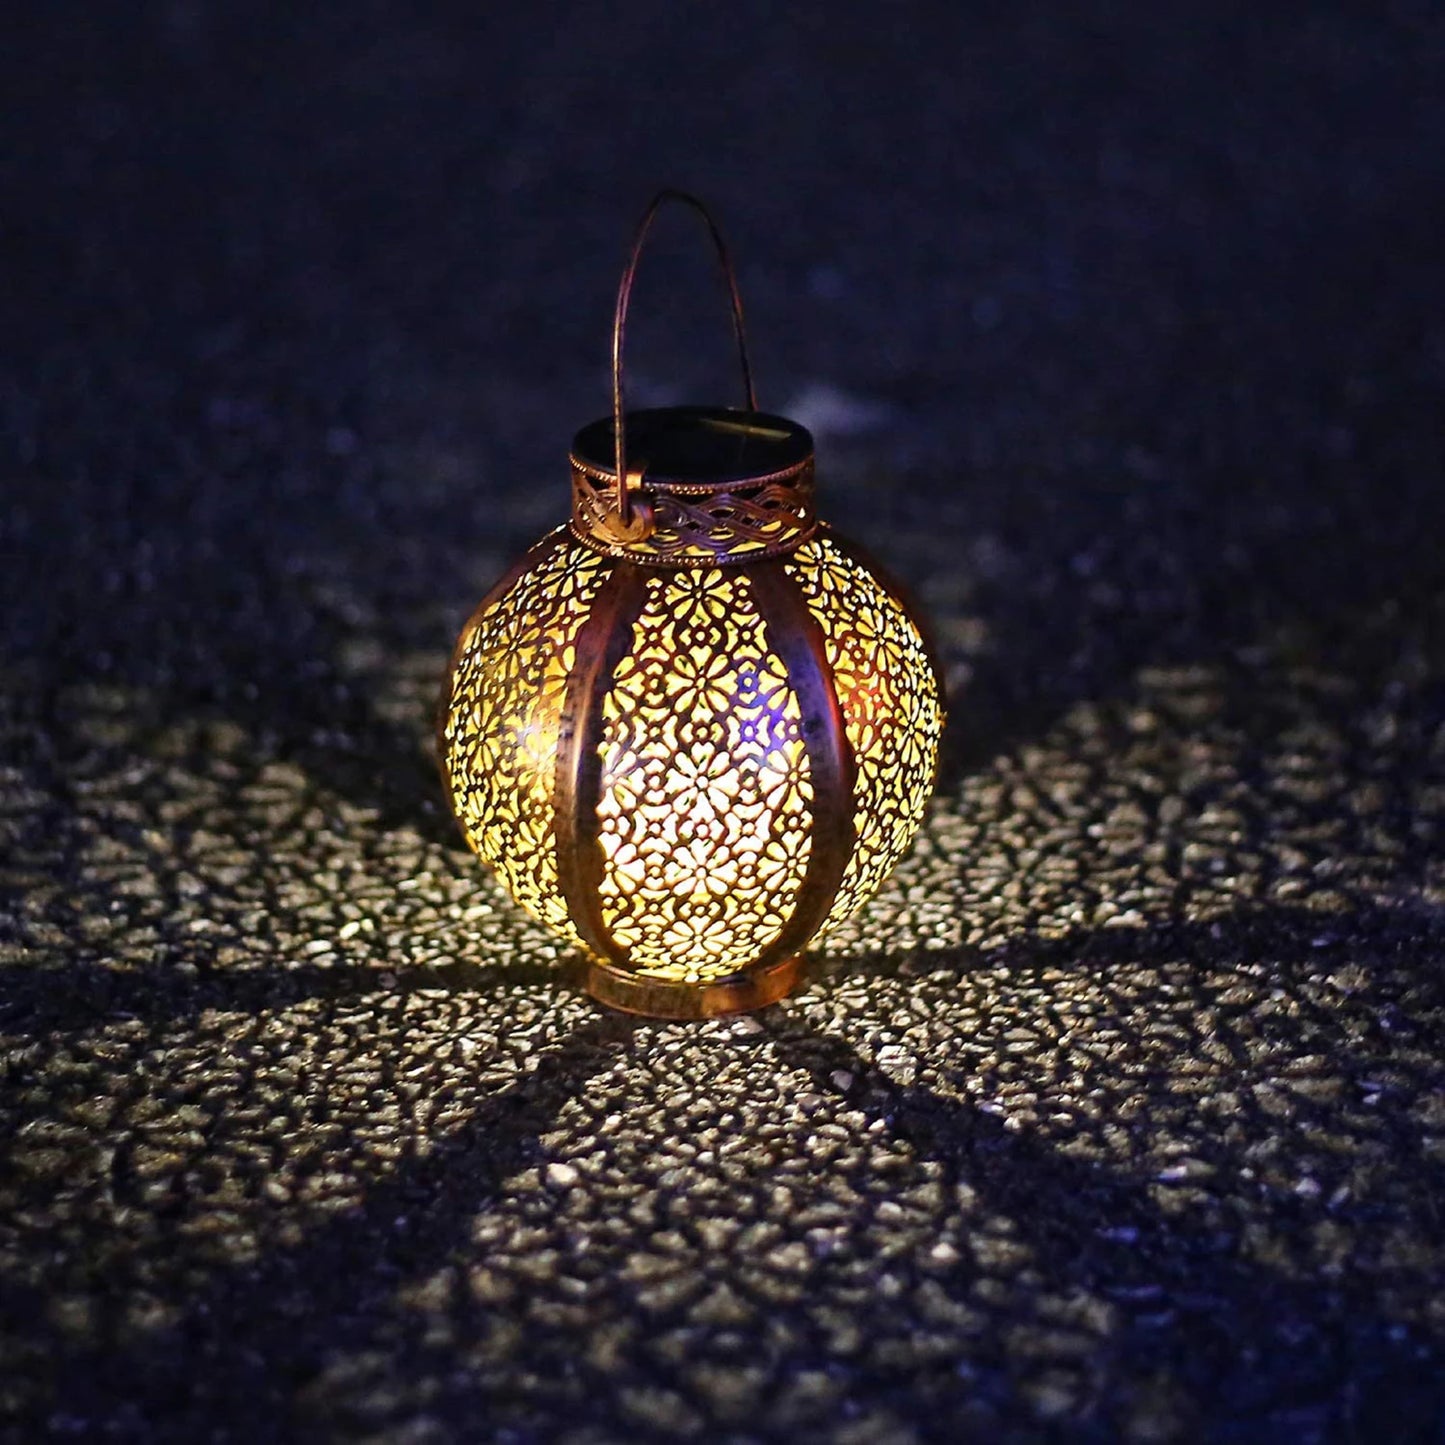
439, 190, 945, 1018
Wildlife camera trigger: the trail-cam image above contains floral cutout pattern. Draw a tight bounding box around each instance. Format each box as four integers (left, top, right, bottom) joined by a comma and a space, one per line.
444, 529, 941, 982
442, 532, 610, 945
594, 567, 815, 981
786, 534, 943, 932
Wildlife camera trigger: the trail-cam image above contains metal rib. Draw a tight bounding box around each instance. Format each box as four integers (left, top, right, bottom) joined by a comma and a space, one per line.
553, 559, 649, 965
747, 558, 856, 967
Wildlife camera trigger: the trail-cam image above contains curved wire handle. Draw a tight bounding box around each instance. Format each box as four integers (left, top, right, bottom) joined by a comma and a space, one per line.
611, 188, 758, 531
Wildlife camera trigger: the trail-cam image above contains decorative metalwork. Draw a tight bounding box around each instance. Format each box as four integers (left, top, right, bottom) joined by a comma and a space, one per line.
438, 190, 945, 1018
593, 567, 814, 979
786, 535, 945, 930
439, 531, 609, 947
570, 450, 817, 565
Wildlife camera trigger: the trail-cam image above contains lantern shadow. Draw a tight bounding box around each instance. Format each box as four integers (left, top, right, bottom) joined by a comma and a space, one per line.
30, 528, 465, 855
910, 463, 1445, 798
18, 1010, 639, 1437
7, 903, 1441, 1438
0, 954, 563, 1044
810, 899, 1445, 1002
761, 1022, 1441, 1439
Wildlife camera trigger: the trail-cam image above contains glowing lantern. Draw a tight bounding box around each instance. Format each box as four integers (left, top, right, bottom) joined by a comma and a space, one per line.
439, 190, 944, 1018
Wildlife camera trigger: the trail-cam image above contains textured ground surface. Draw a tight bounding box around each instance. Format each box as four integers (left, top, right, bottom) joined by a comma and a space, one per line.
4, 4, 1445, 1441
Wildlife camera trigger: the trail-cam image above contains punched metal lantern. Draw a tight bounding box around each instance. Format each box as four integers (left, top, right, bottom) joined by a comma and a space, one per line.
439, 190, 945, 1018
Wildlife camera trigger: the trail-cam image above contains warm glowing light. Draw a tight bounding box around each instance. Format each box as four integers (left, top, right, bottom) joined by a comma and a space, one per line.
440, 528, 944, 995
593, 565, 814, 980
437, 188, 945, 1017
442, 539, 607, 947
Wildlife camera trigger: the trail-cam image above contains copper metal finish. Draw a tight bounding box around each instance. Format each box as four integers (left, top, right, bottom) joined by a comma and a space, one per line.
571, 953, 807, 1020
569, 437, 816, 566
572, 185, 813, 564
743, 558, 856, 967
609, 188, 757, 535
552, 562, 650, 959
438, 191, 945, 1019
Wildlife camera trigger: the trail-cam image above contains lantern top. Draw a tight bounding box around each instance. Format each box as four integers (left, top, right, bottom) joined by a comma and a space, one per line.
569, 405, 817, 566
567, 189, 818, 566
572, 405, 813, 486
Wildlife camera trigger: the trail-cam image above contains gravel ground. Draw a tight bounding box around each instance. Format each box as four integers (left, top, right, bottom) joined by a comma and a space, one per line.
3, 3, 1445, 1441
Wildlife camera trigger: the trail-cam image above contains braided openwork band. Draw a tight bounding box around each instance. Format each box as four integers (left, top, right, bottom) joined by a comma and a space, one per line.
569, 449, 817, 565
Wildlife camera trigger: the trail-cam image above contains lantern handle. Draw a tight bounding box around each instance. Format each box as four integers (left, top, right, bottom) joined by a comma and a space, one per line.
611, 188, 758, 533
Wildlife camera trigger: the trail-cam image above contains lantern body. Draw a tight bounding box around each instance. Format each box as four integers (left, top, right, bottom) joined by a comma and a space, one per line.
439, 406, 944, 1017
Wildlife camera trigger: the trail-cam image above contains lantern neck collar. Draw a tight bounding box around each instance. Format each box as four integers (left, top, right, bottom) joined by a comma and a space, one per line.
570, 404, 817, 568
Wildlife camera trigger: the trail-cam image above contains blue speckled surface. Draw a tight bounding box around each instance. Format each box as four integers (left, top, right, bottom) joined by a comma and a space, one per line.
3, 4, 1444, 1439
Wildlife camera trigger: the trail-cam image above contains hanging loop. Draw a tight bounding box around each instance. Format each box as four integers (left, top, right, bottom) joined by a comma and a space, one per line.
611, 189, 758, 532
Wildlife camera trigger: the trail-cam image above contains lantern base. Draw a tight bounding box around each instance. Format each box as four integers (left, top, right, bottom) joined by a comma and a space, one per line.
574, 954, 807, 1020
